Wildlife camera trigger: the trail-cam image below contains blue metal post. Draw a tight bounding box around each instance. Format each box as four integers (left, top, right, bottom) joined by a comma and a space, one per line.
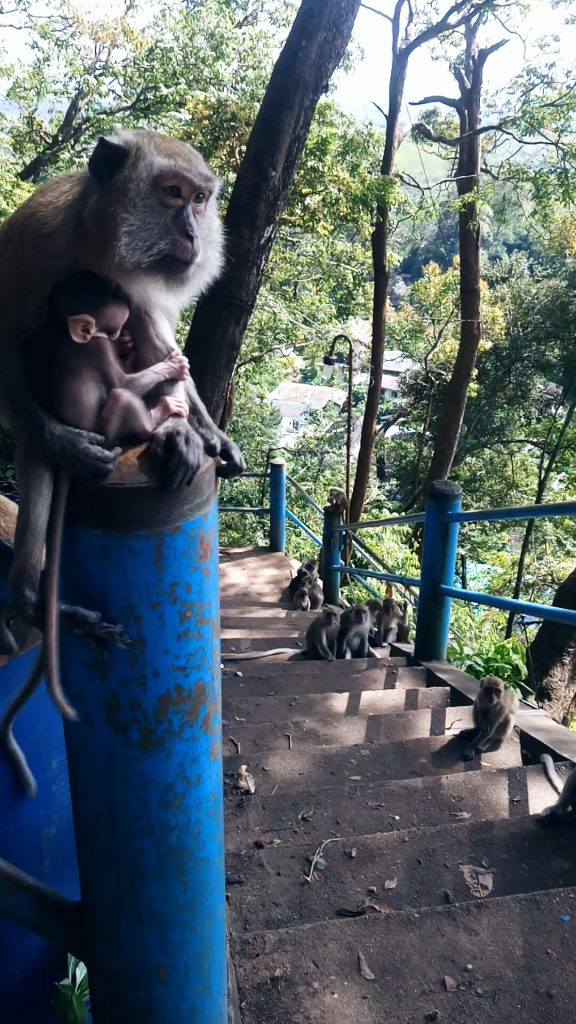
414, 480, 462, 662
16, 456, 225, 1024
322, 505, 342, 607
269, 457, 286, 552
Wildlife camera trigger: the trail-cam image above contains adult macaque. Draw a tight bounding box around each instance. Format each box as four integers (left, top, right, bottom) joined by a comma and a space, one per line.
305, 607, 341, 661
327, 488, 349, 517
0, 129, 245, 638
537, 754, 576, 826
222, 608, 341, 663
376, 597, 410, 646
461, 676, 518, 762
336, 604, 375, 660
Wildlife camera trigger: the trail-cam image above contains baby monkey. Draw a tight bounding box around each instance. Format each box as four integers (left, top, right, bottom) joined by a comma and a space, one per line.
461, 675, 518, 762
1, 272, 190, 793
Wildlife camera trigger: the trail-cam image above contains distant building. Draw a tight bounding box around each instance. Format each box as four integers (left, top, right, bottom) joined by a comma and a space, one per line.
381, 349, 418, 402
267, 381, 348, 447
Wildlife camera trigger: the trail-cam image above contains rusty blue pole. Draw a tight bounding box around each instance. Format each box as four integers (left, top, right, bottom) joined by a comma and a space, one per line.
414, 480, 462, 662
322, 504, 342, 607
269, 457, 286, 553
58, 457, 226, 1023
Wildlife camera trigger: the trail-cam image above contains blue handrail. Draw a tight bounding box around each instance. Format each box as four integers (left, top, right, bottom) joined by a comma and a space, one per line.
220, 466, 576, 664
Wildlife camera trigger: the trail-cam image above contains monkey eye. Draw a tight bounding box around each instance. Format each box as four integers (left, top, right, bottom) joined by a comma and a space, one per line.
163, 185, 184, 200
193, 191, 206, 204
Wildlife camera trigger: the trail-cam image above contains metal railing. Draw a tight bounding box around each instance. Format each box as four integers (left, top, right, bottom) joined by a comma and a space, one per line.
220, 461, 576, 661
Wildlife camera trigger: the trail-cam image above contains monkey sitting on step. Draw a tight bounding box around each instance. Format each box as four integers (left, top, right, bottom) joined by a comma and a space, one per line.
305, 607, 341, 661
461, 675, 518, 762
336, 604, 376, 660
375, 597, 410, 646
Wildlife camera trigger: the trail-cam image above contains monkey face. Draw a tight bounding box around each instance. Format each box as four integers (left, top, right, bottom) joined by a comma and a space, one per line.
86, 131, 224, 292
352, 606, 369, 625
323, 609, 338, 626
480, 678, 504, 705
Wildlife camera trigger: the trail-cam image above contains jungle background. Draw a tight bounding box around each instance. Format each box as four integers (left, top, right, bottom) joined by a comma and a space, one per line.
2, 0, 576, 715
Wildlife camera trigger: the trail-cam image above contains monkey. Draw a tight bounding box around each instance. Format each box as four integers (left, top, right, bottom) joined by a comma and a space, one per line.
461, 676, 518, 762
221, 608, 341, 663
305, 607, 341, 661
336, 604, 376, 660
293, 579, 323, 611
0, 273, 194, 793
0, 129, 245, 642
327, 488, 349, 517
365, 598, 382, 645
288, 558, 319, 599
41, 271, 191, 721
536, 754, 576, 826
375, 597, 411, 646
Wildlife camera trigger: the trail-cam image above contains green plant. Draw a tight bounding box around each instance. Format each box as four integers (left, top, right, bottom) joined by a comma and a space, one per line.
52, 955, 90, 1024
448, 604, 530, 693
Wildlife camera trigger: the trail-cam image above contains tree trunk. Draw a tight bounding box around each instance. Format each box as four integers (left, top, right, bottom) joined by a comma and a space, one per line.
425, 27, 505, 485
186, 0, 361, 424
527, 568, 576, 725
349, 47, 407, 524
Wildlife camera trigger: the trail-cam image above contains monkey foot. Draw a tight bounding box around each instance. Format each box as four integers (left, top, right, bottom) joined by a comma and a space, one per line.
60, 604, 131, 648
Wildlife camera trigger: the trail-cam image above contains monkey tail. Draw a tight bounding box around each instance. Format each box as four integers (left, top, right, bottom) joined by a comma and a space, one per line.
540, 753, 564, 794
222, 648, 302, 662
45, 471, 78, 721
0, 648, 44, 796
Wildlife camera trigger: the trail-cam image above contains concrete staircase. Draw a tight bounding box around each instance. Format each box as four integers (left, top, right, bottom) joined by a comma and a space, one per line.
221, 548, 576, 1024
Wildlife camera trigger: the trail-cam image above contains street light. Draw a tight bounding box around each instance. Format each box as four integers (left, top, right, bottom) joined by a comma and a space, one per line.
322, 333, 353, 518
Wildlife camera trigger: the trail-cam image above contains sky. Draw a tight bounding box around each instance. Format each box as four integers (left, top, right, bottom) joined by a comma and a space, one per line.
334, 0, 576, 125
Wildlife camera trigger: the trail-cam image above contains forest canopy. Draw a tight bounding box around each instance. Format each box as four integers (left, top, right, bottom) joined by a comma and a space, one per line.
1, 0, 576, 700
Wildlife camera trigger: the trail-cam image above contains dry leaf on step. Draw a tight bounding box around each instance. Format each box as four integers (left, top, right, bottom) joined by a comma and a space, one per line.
459, 864, 494, 898
358, 951, 375, 981
236, 765, 256, 794
443, 975, 457, 993
384, 877, 398, 890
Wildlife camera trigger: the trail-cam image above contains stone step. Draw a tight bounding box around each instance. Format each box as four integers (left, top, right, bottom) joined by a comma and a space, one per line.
223, 655, 406, 676
222, 705, 475, 757
221, 611, 316, 627
231, 887, 576, 1024
227, 814, 576, 934
224, 762, 558, 854
221, 637, 388, 658
223, 685, 450, 727
223, 664, 426, 698
223, 732, 521, 795
221, 624, 305, 638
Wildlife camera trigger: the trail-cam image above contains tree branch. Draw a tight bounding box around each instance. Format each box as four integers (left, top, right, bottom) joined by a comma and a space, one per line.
410, 93, 462, 111
360, 1, 393, 21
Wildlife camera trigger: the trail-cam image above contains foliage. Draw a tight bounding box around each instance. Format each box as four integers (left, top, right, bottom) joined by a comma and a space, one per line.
448, 603, 529, 692
52, 956, 90, 1024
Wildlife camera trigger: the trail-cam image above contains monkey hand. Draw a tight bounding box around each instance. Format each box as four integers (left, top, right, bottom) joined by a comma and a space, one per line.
462, 746, 477, 762
148, 418, 205, 489
162, 350, 190, 381
61, 603, 131, 648
43, 418, 119, 479
215, 436, 246, 479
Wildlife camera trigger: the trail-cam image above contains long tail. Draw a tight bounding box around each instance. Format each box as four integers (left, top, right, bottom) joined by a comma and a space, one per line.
0, 648, 44, 796
45, 472, 77, 721
540, 753, 564, 794
222, 648, 302, 662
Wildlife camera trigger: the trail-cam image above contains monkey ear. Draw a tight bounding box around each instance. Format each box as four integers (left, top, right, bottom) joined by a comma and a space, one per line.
385, 583, 394, 598
88, 136, 130, 183
68, 315, 96, 345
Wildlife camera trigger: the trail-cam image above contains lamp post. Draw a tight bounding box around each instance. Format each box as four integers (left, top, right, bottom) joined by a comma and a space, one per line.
322, 333, 353, 513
